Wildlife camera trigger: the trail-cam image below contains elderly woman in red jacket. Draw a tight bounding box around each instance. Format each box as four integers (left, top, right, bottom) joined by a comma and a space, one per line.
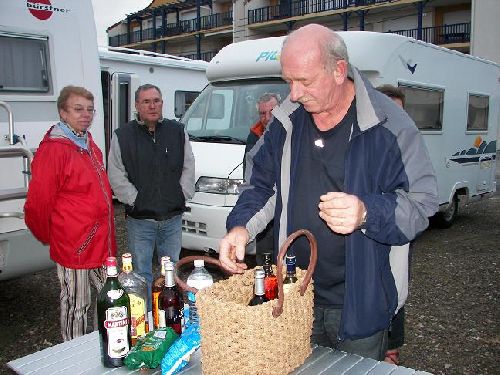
25, 85, 116, 341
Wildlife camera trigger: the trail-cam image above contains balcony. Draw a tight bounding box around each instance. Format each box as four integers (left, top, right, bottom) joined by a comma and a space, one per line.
248, 0, 394, 24
109, 11, 233, 47
388, 23, 471, 46
180, 50, 218, 62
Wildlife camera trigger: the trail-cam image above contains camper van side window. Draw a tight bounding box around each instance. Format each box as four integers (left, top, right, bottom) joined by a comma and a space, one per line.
0, 34, 51, 93
467, 94, 489, 131
175, 91, 200, 118
399, 85, 443, 131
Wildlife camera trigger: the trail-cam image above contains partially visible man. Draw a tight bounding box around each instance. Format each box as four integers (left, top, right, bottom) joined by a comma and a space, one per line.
376, 84, 411, 365
219, 24, 438, 360
107, 84, 195, 306
243, 93, 280, 263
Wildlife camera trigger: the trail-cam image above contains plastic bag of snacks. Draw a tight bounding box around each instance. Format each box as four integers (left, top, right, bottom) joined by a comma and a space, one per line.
161, 324, 201, 375
124, 328, 178, 370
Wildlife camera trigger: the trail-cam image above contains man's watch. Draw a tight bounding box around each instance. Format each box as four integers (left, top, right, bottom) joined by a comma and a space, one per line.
359, 209, 367, 228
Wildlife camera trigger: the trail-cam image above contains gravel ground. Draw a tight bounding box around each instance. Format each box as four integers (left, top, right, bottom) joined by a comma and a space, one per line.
1, 186, 499, 374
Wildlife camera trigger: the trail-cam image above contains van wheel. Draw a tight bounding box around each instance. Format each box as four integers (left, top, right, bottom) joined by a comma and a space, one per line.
431, 195, 458, 229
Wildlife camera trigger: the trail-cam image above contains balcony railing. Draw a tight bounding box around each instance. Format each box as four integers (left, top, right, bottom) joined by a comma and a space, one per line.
108, 11, 233, 47
180, 50, 218, 62
248, 0, 392, 24
388, 23, 470, 45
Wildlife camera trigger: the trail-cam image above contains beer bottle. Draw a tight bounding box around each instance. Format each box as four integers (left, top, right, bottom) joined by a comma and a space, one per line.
97, 257, 132, 368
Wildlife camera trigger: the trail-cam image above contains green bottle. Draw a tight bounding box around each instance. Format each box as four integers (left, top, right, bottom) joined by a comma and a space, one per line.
97, 256, 132, 368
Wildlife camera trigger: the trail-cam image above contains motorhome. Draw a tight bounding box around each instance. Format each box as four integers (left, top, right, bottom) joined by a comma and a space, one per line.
180, 31, 499, 253
99, 46, 208, 154
0, 0, 104, 280
0, 0, 207, 281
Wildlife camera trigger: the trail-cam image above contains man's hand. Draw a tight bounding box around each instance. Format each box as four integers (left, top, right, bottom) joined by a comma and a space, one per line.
318, 192, 366, 234
218, 226, 249, 274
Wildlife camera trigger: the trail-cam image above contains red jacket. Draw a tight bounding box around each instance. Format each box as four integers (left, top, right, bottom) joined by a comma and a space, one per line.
24, 125, 116, 269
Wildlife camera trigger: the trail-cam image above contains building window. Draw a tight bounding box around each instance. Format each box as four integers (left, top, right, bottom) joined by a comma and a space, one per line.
467, 94, 489, 131
400, 85, 444, 131
0, 33, 51, 93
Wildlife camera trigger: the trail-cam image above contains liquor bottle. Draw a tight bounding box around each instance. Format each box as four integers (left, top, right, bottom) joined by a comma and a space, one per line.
158, 261, 183, 334
283, 254, 298, 294
186, 259, 213, 326
262, 252, 278, 301
152, 256, 170, 329
118, 253, 148, 345
97, 257, 132, 368
248, 268, 268, 306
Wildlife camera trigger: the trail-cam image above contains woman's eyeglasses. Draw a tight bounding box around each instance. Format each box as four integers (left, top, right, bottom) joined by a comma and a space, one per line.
70, 106, 96, 115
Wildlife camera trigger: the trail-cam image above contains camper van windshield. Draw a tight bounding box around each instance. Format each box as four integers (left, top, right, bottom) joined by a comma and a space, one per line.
182, 80, 289, 143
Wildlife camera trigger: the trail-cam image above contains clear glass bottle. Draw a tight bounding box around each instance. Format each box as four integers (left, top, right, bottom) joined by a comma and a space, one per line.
248, 268, 268, 306
262, 252, 278, 301
118, 253, 148, 344
283, 254, 298, 293
159, 261, 183, 334
97, 257, 131, 368
186, 259, 213, 326
152, 255, 170, 329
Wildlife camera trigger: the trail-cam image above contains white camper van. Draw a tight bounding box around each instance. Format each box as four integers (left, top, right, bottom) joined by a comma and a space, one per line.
0, 1, 208, 281
181, 31, 499, 253
99, 47, 208, 155
0, 0, 104, 280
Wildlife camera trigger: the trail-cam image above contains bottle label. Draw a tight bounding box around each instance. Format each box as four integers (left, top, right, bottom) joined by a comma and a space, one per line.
107, 289, 124, 300
104, 306, 130, 358
152, 291, 161, 329
129, 293, 147, 339
158, 309, 166, 328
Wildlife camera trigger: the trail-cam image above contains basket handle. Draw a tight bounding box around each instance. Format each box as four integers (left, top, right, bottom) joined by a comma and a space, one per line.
174, 255, 227, 294
273, 229, 317, 318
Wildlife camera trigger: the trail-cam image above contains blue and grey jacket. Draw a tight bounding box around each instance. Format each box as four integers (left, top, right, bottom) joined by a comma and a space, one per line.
227, 66, 438, 340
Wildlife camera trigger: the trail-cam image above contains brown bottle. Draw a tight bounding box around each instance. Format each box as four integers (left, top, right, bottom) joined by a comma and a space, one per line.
159, 261, 183, 334
262, 252, 278, 300
152, 256, 170, 329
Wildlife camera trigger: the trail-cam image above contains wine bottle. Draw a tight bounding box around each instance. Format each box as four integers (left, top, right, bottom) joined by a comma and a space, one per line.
118, 253, 148, 345
283, 254, 298, 293
249, 268, 268, 306
97, 257, 132, 368
159, 260, 183, 334
262, 252, 278, 301
152, 255, 170, 329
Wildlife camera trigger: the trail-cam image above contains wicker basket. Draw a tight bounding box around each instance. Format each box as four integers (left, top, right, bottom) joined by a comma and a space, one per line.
175, 229, 317, 375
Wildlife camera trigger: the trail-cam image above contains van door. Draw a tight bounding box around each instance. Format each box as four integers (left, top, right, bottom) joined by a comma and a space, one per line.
476, 154, 494, 193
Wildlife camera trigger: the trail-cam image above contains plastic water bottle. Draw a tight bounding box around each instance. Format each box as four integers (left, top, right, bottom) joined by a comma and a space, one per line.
186, 259, 213, 326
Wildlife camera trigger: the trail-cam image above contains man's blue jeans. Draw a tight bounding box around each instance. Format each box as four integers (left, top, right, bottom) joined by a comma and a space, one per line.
312, 305, 388, 360
126, 215, 182, 309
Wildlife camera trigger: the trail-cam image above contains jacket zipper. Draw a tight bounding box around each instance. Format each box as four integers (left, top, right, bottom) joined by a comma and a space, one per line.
87, 145, 113, 257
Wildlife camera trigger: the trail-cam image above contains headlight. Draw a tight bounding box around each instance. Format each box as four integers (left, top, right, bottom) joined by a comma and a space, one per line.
195, 177, 244, 195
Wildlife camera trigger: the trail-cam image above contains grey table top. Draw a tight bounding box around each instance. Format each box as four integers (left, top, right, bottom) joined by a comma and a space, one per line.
7, 331, 432, 375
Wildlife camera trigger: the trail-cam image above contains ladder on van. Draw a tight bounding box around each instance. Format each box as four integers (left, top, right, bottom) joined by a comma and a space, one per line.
0, 101, 33, 219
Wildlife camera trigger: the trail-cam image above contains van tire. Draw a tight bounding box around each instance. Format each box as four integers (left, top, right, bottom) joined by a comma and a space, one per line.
431, 195, 458, 229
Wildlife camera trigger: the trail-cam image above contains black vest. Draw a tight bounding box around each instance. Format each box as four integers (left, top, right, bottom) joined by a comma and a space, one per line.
115, 119, 186, 220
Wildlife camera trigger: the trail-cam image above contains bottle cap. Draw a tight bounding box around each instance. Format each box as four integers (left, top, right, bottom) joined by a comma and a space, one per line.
194, 259, 205, 267
105, 257, 117, 267
122, 253, 132, 262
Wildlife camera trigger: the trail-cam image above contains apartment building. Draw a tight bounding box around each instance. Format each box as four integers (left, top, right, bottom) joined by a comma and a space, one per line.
106, 0, 499, 63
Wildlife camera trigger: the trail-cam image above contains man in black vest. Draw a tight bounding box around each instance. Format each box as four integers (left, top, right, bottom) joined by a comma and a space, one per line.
107, 84, 195, 308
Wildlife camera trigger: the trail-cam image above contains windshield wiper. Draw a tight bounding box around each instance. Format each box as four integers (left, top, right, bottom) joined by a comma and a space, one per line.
189, 135, 246, 145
